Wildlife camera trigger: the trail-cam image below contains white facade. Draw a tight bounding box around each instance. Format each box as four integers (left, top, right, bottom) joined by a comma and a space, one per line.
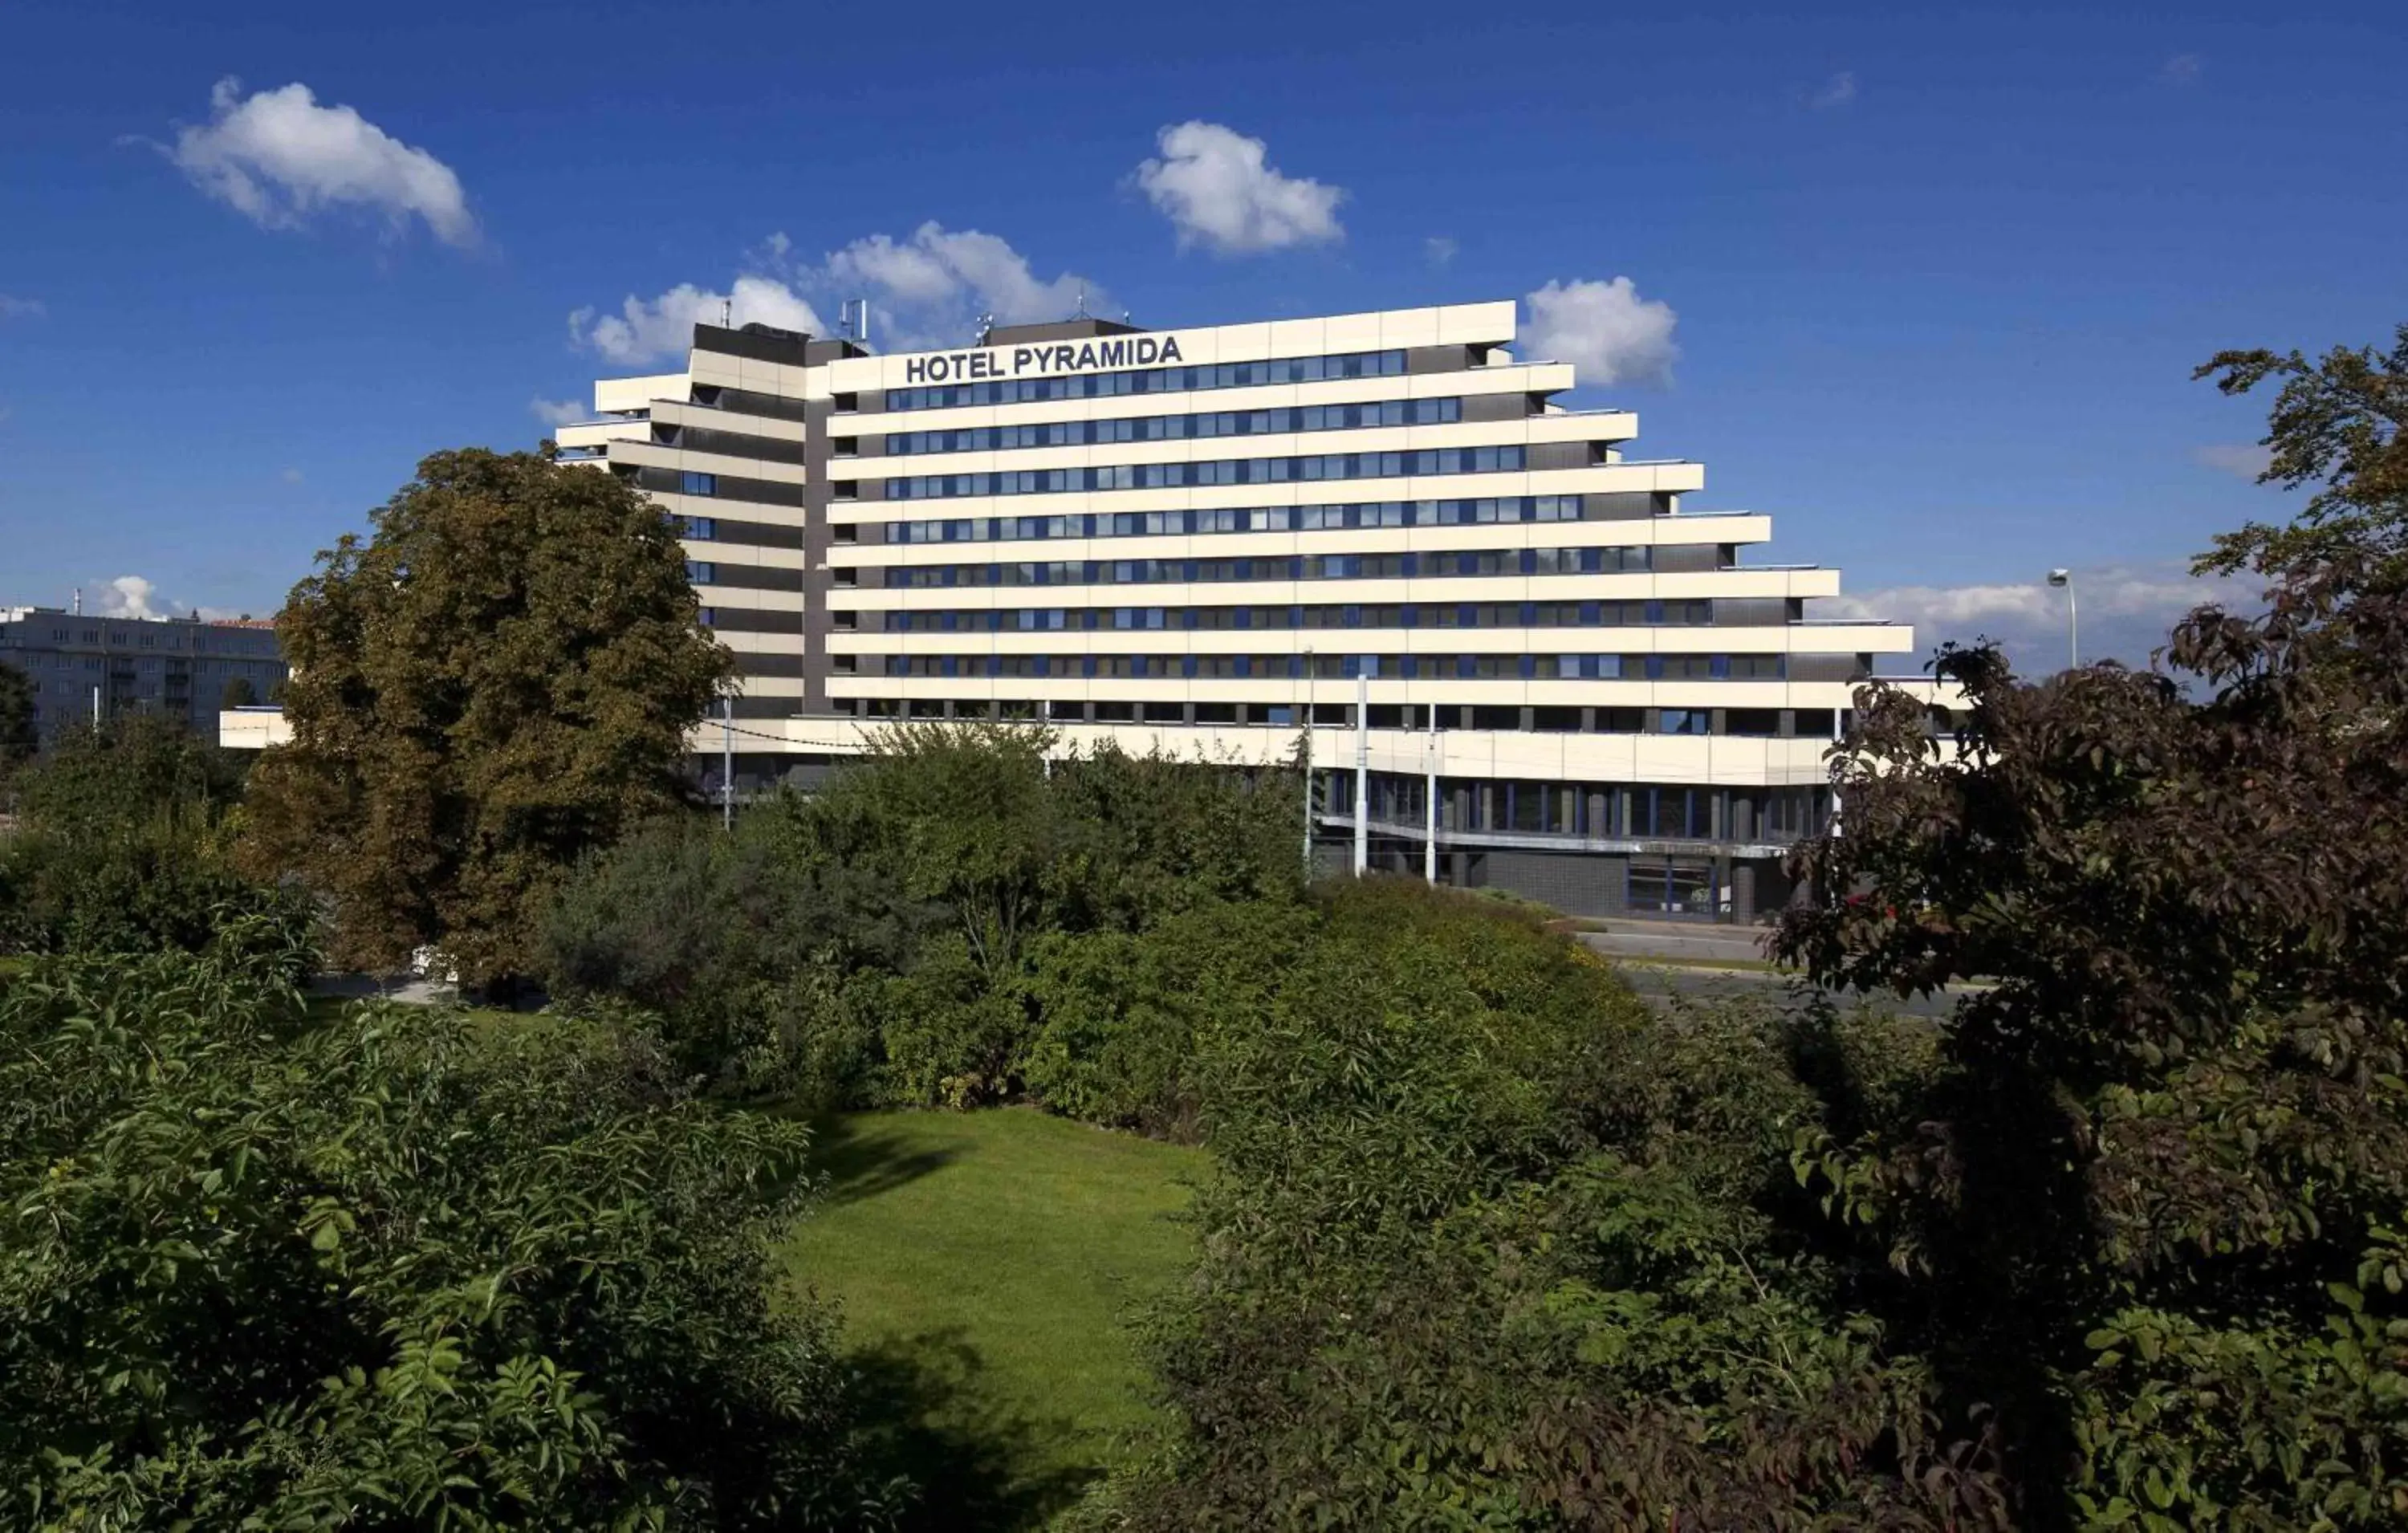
540, 301, 1922, 917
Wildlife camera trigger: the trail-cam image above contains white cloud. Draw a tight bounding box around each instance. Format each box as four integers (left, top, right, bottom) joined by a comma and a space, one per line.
2160, 53, 2203, 85
1808, 71, 1858, 108
570, 275, 826, 366
279, 466, 304, 485
158, 78, 476, 246
1425, 236, 1458, 268
2194, 441, 2272, 481
1523, 277, 1680, 388
530, 395, 586, 429
1134, 121, 1345, 255
93, 575, 168, 620
0, 295, 43, 320
1821, 563, 2247, 674
824, 222, 1103, 346
571, 223, 1107, 364
83, 575, 265, 624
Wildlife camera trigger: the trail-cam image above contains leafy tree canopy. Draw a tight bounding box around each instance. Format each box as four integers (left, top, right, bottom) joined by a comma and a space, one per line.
1769, 328, 2408, 1526
2194, 324, 2408, 586
242, 448, 734, 986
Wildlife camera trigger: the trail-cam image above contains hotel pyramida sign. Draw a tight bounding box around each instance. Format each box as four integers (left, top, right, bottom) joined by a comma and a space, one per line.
902, 334, 1186, 384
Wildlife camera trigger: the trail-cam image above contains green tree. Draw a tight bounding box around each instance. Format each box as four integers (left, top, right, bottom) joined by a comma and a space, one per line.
0, 950, 905, 1528
0, 660, 34, 775
2192, 323, 2408, 587
219, 673, 258, 710
1770, 330, 2408, 1526
243, 448, 734, 986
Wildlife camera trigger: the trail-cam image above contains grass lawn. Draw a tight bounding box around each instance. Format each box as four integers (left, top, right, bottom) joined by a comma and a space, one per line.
780, 1108, 1204, 1529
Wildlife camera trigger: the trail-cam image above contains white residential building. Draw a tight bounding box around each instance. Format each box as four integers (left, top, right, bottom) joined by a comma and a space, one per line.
554, 300, 1918, 919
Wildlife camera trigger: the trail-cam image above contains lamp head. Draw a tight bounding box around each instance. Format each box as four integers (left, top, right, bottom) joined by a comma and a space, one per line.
2047, 568, 2072, 588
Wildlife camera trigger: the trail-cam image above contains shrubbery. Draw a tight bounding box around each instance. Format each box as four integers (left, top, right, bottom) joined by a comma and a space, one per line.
0, 949, 906, 1528
0, 717, 315, 980
540, 723, 1304, 1118
1091, 888, 1987, 1528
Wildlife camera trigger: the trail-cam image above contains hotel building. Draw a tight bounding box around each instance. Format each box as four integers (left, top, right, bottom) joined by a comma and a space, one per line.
543, 300, 1915, 921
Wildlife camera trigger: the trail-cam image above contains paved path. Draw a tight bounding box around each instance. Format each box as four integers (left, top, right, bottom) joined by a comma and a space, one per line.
1574, 917, 1775, 966
310, 972, 458, 1006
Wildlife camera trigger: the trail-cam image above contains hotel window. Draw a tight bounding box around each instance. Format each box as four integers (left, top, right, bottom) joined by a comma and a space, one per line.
685, 561, 718, 585
681, 471, 718, 496
1660, 709, 1709, 735
1629, 862, 1717, 917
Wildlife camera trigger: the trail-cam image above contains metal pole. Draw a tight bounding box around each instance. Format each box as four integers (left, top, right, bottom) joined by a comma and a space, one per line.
722, 695, 734, 832
2068, 583, 2080, 670
1353, 672, 1369, 877
1424, 706, 1439, 885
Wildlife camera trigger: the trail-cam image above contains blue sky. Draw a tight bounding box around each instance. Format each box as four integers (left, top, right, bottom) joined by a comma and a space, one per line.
1, 0, 2400, 671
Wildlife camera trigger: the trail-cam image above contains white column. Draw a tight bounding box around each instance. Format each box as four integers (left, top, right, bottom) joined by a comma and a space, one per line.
1353, 672, 1369, 876
1301, 650, 1316, 875
1424, 706, 1439, 884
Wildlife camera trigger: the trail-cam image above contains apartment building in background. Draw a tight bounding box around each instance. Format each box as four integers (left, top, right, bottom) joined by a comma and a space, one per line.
5, 607, 286, 746
549, 299, 1919, 920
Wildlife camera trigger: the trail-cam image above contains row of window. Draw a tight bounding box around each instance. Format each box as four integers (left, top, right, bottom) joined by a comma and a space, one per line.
11, 628, 279, 656
883, 397, 1465, 455
882, 445, 1531, 500
657, 425, 811, 466
877, 349, 1411, 412
1330, 774, 1830, 843
872, 598, 1714, 632
4, 650, 280, 675
853, 653, 1788, 681
877, 545, 1653, 589
878, 494, 1592, 543
848, 697, 1804, 743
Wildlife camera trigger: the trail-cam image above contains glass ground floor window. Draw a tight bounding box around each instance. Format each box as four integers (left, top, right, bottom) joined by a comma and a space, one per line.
1627, 860, 1721, 917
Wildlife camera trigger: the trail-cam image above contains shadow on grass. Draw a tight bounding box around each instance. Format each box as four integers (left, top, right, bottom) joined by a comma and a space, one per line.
804, 1113, 966, 1208
851, 1327, 1106, 1531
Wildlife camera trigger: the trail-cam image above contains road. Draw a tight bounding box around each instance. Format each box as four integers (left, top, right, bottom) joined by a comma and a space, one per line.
1572, 921, 1968, 1020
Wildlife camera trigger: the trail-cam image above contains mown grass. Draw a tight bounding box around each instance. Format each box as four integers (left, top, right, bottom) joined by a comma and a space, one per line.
780, 1108, 1203, 1529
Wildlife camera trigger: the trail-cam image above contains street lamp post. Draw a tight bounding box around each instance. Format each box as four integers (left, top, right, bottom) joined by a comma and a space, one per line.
2047, 568, 2078, 670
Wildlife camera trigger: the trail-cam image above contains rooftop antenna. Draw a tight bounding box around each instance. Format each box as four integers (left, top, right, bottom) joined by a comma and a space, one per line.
974, 311, 995, 344
1072, 284, 1090, 320
721, 298, 733, 327
72, 587, 82, 616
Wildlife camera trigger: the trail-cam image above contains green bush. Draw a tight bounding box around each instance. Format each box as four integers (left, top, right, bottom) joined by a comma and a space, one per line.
0, 718, 315, 978
1019, 900, 1303, 1137
0, 816, 317, 981
868, 933, 1031, 1108
540, 729, 1305, 1112
1106, 886, 1985, 1528
0, 951, 909, 1528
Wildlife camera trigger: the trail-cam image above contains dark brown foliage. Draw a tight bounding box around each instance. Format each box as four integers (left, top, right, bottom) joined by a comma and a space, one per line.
1772, 330, 2408, 1527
